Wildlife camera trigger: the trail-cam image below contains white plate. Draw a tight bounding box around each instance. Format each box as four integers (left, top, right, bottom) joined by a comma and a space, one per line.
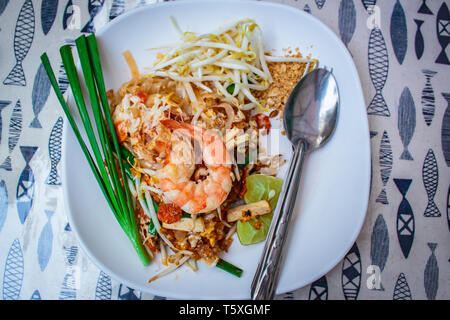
62, 0, 370, 299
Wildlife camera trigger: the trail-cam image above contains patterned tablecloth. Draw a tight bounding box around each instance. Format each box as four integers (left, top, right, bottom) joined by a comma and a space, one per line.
0, 0, 448, 300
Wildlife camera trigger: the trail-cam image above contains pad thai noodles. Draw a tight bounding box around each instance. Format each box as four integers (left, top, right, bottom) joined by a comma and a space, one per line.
107, 19, 317, 282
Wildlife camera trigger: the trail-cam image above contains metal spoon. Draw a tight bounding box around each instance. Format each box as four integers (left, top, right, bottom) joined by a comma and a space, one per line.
251, 68, 339, 300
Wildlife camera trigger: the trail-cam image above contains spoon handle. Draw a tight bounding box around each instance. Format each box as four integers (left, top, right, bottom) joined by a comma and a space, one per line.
251, 139, 307, 300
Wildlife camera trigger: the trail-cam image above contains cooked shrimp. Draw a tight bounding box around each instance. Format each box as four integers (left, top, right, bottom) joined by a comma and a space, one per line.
157, 119, 232, 214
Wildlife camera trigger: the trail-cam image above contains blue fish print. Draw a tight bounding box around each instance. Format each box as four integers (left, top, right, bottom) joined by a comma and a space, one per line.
81, 0, 105, 34
424, 243, 439, 300
0, 100, 11, 145
341, 242, 361, 300
46, 117, 63, 185
398, 87, 416, 161
376, 131, 392, 205
109, 0, 124, 21
64, 222, 71, 231
30, 289, 41, 300
37, 210, 54, 271
390, 0, 407, 65
394, 179, 415, 259
0, 180, 8, 233
95, 271, 112, 300
361, 0, 376, 11
442, 93, 450, 167
447, 185, 450, 232
338, 0, 356, 48
41, 0, 58, 35
3, 0, 35, 86
393, 273, 412, 300
367, 27, 390, 117
309, 275, 328, 300
118, 284, 142, 300
16, 146, 38, 224
0, 0, 9, 16
62, 0, 73, 30
59, 246, 78, 300
303, 4, 311, 14
153, 295, 167, 300
315, 0, 326, 10
30, 63, 51, 128
0, 100, 22, 171
2, 238, 24, 300
418, 0, 433, 15
370, 214, 389, 290
57, 39, 75, 94
422, 149, 440, 217
414, 19, 424, 60
421, 70, 437, 126
436, 3, 450, 65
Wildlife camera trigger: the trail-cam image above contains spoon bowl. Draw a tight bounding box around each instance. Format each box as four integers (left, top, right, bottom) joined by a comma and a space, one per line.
284, 68, 339, 149
251, 67, 340, 300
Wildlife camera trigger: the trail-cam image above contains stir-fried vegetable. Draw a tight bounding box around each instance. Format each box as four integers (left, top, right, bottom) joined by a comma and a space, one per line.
237, 174, 283, 245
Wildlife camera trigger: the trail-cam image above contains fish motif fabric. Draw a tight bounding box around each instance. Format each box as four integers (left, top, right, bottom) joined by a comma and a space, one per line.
0, 100, 11, 145
308, 275, 328, 300
398, 87, 416, 161
370, 214, 389, 290
338, 0, 356, 48
16, 146, 37, 224
447, 185, 450, 232
58, 246, 78, 300
390, 0, 407, 65
422, 149, 440, 217
37, 210, 54, 271
418, 0, 432, 15
118, 284, 141, 300
41, 0, 58, 35
376, 131, 393, 205
46, 117, 63, 185
361, 0, 376, 11
414, 19, 424, 60
442, 93, 450, 167
424, 243, 439, 300
62, 0, 73, 30
394, 179, 415, 259
367, 27, 390, 117
0, 180, 8, 233
315, 0, 326, 10
393, 273, 412, 300
95, 271, 112, 300
30, 63, 51, 128
436, 2, 450, 65
3, 0, 35, 86
0, 100, 22, 171
341, 242, 361, 300
109, 0, 125, 21
0, 0, 9, 15
421, 70, 437, 126
30, 289, 41, 300
2, 238, 24, 300
303, 4, 311, 14
81, 0, 105, 33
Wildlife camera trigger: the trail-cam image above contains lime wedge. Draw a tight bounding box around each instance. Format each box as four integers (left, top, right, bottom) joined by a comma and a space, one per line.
237, 174, 283, 245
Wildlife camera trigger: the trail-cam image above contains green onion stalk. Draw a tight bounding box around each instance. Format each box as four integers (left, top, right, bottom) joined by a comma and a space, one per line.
41, 34, 151, 266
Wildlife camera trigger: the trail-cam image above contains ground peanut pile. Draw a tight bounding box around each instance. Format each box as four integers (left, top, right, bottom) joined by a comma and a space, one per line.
252, 56, 317, 116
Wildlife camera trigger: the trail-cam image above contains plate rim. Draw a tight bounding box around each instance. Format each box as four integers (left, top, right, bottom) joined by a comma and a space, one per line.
61, 0, 371, 299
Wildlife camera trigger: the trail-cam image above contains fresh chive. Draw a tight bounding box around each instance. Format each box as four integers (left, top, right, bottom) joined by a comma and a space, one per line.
42, 36, 151, 266
40, 53, 126, 229
216, 258, 243, 278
